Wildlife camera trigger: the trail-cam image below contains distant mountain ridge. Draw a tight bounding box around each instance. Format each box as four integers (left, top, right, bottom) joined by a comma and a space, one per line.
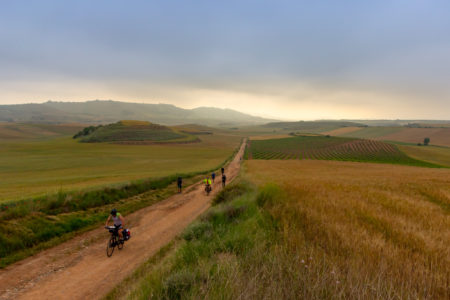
0, 100, 276, 126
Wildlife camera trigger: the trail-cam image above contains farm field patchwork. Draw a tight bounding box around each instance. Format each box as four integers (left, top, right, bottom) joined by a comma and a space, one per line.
0, 133, 241, 202
335, 126, 450, 147
246, 136, 439, 167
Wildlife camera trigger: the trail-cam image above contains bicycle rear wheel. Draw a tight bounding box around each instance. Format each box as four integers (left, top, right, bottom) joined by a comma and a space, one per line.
106, 236, 115, 257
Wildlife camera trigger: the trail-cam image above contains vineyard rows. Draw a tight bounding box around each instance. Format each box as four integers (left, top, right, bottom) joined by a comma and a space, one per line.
246, 136, 437, 166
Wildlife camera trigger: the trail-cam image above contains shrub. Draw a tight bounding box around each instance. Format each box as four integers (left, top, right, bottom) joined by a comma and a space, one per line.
223, 205, 247, 221
212, 182, 250, 205
163, 270, 196, 299
256, 183, 283, 207
182, 221, 213, 241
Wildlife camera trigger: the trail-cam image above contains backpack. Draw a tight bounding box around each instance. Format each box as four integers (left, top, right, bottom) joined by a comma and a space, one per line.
123, 229, 131, 241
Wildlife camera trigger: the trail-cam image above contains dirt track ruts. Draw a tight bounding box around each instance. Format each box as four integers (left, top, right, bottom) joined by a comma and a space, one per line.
0, 140, 246, 300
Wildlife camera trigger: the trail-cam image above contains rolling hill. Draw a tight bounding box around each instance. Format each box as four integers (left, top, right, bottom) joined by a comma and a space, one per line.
0, 100, 274, 126
73, 120, 195, 143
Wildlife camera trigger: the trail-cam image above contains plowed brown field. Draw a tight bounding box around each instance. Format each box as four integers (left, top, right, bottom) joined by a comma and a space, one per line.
381, 127, 450, 147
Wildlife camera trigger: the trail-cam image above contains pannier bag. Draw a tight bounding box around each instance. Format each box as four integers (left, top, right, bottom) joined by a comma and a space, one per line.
123, 229, 131, 241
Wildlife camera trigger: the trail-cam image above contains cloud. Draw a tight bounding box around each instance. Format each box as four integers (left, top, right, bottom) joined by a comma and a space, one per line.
0, 0, 449, 119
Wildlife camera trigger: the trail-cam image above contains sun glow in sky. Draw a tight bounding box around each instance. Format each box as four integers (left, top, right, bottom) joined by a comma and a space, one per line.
1, 0, 450, 120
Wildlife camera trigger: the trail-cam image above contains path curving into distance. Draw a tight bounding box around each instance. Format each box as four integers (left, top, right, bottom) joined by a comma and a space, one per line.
0, 140, 246, 300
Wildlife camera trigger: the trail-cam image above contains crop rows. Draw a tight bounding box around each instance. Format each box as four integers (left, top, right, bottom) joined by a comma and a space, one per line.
247, 136, 438, 166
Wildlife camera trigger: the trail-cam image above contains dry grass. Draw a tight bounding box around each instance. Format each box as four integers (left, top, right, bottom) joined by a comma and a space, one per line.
106, 160, 449, 299
246, 160, 450, 299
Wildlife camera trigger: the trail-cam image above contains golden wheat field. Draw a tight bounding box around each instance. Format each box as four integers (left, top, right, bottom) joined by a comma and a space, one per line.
245, 160, 450, 299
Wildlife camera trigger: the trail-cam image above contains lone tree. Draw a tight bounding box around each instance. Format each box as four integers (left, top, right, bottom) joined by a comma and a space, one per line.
424, 137, 430, 146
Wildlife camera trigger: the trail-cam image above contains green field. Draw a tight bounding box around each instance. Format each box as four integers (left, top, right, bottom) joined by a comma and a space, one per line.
398, 144, 450, 167
246, 136, 440, 167
0, 131, 241, 202
337, 126, 404, 138
262, 121, 366, 134
0, 124, 241, 267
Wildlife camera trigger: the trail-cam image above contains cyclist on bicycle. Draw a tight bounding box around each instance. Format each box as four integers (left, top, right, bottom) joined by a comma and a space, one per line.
204, 177, 212, 192
105, 208, 125, 240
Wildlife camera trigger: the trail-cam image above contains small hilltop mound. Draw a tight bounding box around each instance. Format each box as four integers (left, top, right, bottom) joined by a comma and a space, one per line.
73, 120, 195, 143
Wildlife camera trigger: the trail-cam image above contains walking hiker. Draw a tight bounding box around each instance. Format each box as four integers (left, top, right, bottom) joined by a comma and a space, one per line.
222, 173, 227, 187
177, 176, 182, 193
211, 172, 216, 183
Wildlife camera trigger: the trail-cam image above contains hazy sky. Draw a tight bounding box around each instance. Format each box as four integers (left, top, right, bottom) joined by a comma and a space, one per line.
1, 0, 450, 120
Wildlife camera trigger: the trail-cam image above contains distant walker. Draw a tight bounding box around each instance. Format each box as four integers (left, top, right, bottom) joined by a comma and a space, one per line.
222, 173, 227, 187
177, 176, 182, 193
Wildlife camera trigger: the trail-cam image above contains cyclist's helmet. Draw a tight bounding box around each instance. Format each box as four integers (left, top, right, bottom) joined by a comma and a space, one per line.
110, 208, 117, 216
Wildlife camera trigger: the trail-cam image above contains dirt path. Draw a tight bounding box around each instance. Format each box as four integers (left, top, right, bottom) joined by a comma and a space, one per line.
0, 140, 246, 300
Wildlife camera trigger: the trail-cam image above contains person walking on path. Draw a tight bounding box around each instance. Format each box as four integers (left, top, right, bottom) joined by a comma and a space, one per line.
177, 176, 182, 193
222, 173, 227, 187
211, 172, 216, 183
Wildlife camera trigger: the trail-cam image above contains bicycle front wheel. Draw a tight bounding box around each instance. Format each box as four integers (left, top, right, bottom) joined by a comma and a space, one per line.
106, 236, 115, 257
